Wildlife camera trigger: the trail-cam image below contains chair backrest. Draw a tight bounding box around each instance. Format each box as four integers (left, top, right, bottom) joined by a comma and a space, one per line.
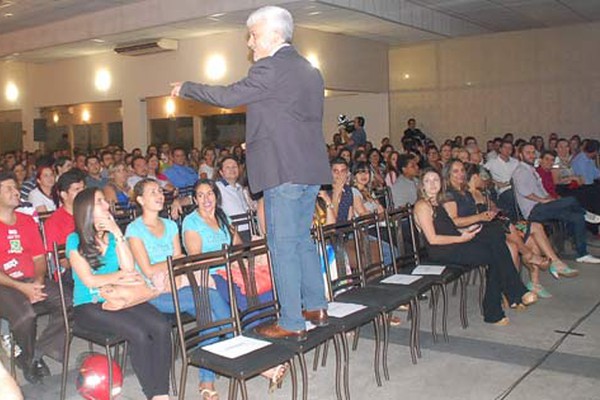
38, 210, 55, 250
50, 243, 70, 336
373, 186, 393, 210
226, 239, 278, 330
110, 201, 137, 232
385, 206, 419, 270
229, 210, 262, 238
167, 249, 239, 359
316, 219, 363, 300
352, 213, 386, 284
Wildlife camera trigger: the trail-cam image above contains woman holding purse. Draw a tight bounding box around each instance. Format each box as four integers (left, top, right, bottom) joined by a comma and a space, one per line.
66, 187, 171, 400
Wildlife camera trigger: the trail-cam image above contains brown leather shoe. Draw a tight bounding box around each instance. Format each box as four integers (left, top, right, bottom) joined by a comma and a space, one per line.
255, 323, 307, 341
302, 309, 329, 327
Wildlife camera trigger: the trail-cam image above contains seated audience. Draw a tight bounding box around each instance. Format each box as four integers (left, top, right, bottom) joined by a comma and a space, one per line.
28, 166, 56, 213
571, 139, 600, 185
390, 153, 420, 207
66, 187, 171, 400
0, 172, 66, 384
163, 148, 198, 190
103, 161, 131, 205
512, 143, 600, 264
384, 151, 400, 186
329, 158, 367, 223
413, 168, 536, 326
215, 156, 254, 242
484, 140, 519, 221
198, 147, 217, 179
84, 155, 108, 189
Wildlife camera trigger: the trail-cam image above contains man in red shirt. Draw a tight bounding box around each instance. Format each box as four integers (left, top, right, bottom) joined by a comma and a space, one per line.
536, 150, 559, 199
44, 169, 85, 251
0, 172, 66, 384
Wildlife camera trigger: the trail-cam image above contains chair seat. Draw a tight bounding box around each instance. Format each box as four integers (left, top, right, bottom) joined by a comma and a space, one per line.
189, 339, 296, 380
335, 286, 417, 312
245, 321, 342, 354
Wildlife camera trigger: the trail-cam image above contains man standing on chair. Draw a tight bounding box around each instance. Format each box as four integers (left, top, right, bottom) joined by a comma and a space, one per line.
170, 6, 330, 340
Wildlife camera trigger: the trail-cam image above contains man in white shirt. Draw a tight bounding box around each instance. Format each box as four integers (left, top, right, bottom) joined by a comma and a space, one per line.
484, 140, 520, 220
513, 144, 600, 264
215, 156, 253, 242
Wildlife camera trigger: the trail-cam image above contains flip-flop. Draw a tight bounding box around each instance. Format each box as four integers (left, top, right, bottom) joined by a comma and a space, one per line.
268, 363, 290, 393
200, 387, 219, 400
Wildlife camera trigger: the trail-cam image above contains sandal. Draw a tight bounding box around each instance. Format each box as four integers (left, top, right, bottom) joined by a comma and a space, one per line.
523, 253, 551, 271
389, 315, 402, 327
549, 263, 579, 279
266, 363, 289, 393
200, 387, 219, 400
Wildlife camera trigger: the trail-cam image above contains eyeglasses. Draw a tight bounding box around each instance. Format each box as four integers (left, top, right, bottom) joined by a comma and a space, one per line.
355, 170, 369, 174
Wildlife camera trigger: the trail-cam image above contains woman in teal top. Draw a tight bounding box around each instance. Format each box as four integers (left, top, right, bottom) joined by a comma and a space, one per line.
66, 187, 171, 400
181, 179, 287, 399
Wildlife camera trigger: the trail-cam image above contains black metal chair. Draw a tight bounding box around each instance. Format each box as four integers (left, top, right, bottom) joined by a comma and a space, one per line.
167, 248, 298, 400
109, 201, 137, 233
226, 239, 343, 400
51, 243, 128, 400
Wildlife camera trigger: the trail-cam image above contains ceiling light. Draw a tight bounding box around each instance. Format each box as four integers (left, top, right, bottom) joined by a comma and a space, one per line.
308, 11, 321, 16
403, 73, 410, 79
94, 69, 111, 92
209, 13, 225, 18
53, 112, 59, 124
4, 12, 13, 18
205, 55, 226, 81
5, 82, 18, 102
91, 38, 105, 43
82, 110, 91, 123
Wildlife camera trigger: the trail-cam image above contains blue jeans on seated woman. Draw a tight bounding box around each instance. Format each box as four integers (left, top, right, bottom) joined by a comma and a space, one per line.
150, 286, 231, 383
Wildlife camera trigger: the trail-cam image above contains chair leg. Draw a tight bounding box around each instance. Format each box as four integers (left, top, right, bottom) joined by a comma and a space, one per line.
431, 287, 439, 343
170, 330, 178, 395
452, 279, 459, 296
120, 341, 128, 376
9, 332, 16, 379
459, 275, 469, 329
289, 357, 298, 400
178, 363, 188, 400
414, 298, 422, 359
332, 335, 343, 400
340, 333, 351, 400
60, 334, 72, 400
409, 301, 418, 365
372, 318, 382, 387
381, 313, 390, 381
352, 327, 360, 351
227, 377, 235, 400
105, 345, 113, 400
441, 283, 449, 343
298, 354, 308, 400
312, 344, 321, 371
321, 339, 329, 368
240, 380, 249, 400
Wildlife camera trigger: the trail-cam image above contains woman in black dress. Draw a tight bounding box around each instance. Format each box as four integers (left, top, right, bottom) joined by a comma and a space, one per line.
413, 168, 537, 325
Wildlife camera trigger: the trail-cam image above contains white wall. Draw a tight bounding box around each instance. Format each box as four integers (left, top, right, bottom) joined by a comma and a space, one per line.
0, 27, 388, 151
389, 21, 600, 144
323, 92, 390, 147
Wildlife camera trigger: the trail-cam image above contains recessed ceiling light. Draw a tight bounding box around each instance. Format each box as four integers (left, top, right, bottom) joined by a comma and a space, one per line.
91, 38, 105, 43
4, 12, 13, 17
308, 11, 321, 16
209, 13, 225, 18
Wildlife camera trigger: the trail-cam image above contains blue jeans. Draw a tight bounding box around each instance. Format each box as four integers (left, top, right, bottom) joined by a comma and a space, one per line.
150, 286, 231, 383
528, 197, 587, 257
264, 183, 328, 331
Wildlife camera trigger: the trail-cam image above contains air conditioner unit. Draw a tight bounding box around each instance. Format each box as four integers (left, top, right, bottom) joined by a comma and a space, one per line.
114, 38, 178, 56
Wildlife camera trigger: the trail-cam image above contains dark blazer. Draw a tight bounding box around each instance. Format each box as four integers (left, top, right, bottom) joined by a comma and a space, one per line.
180, 45, 331, 193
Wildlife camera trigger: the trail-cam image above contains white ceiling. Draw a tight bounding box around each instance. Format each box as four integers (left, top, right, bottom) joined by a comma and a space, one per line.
1, 0, 600, 62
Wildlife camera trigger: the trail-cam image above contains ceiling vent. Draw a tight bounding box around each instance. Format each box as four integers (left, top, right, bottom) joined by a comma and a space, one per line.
114, 38, 178, 56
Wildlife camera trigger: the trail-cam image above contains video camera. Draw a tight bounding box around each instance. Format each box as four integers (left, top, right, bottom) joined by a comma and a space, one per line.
337, 114, 355, 133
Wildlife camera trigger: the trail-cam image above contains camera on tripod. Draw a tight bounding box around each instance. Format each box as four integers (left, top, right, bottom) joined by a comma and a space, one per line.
337, 114, 355, 133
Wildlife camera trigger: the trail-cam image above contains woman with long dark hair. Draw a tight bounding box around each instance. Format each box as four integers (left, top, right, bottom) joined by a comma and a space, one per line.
182, 179, 287, 399
66, 187, 171, 400
413, 168, 536, 325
